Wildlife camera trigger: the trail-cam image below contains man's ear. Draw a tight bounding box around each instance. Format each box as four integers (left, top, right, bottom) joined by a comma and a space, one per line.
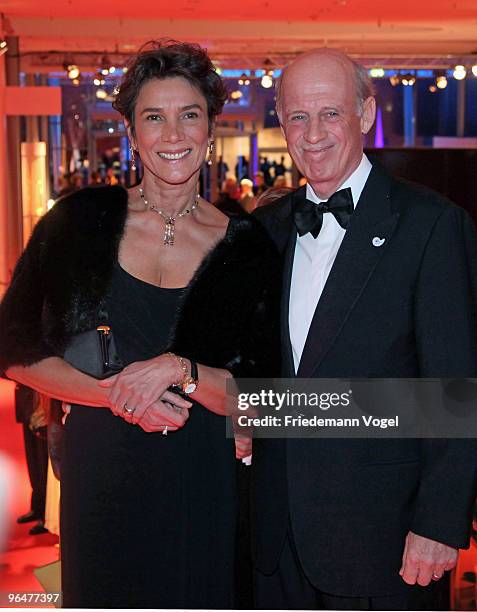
360, 97, 376, 134
275, 105, 286, 139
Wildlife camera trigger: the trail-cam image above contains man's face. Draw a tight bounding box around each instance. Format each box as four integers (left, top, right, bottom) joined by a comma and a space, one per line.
278, 53, 375, 199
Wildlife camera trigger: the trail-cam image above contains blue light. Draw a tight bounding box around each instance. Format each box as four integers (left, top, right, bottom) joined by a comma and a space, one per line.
221, 69, 251, 78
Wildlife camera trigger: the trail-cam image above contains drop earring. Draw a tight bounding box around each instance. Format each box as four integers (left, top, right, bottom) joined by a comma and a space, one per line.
207, 140, 215, 166
129, 145, 137, 171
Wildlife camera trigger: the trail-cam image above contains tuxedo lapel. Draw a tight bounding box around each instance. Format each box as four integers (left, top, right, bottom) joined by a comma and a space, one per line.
264, 186, 305, 377
297, 167, 400, 378
281, 228, 297, 377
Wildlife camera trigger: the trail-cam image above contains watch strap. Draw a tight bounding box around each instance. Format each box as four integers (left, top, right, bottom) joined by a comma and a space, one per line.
189, 359, 198, 382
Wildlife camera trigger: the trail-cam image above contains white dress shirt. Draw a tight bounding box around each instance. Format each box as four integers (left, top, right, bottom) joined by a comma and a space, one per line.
289, 154, 372, 372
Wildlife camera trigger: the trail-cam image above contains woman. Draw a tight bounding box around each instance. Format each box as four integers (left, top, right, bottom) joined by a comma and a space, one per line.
0, 40, 280, 608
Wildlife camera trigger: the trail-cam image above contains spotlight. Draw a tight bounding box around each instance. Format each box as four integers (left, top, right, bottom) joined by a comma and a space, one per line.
0, 40, 7, 56
238, 73, 250, 86
230, 90, 243, 100
93, 72, 106, 87
453, 64, 467, 80
428, 85, 437, 93
100, 54, 113, 76
109, 66, 116, 74
472, 65, 477, 77
261, 74, 273, 89
67, 64, 80, 80
436, 76, 448, 89
401, 74, 416, 86
72, 78, 80, 86
96, 89, 107, 100
389, 75, 400, 86
369, 68, 385, 78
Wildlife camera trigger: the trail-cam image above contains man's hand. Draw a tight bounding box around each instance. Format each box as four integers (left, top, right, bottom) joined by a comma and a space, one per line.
399, 531, 458, 586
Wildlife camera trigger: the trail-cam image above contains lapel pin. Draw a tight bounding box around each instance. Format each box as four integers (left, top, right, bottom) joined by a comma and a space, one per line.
372, 237, 386, 247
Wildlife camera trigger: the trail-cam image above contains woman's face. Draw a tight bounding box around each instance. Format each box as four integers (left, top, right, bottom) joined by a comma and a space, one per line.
130, 76, 210, 187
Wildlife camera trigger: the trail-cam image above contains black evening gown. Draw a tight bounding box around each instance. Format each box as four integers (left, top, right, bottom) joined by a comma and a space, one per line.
60, 263, 239, 608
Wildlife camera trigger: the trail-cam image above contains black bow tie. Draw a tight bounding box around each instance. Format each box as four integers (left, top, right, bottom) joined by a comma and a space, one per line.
293, 187, 354, 238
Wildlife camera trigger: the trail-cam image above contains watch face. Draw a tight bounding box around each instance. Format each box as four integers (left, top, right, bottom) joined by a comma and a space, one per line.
183, 382, 197, 395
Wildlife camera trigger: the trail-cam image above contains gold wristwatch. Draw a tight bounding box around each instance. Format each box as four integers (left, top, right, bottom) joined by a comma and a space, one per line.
181, 359, 198, 395
168, 353, 199, 395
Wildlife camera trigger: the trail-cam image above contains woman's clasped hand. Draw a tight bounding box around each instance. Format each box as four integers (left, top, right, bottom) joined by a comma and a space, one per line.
98, 353, 193, 431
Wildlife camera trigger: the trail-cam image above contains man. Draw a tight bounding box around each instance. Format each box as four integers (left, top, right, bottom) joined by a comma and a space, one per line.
214, 176, 247, 217
253, 171, 267, 197
253, 49, 477, 610
239, 178, 256, 213
15, 384, 48, 535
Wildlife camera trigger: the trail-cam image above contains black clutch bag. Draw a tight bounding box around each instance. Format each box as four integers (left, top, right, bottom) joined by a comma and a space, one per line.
63, 325, 123, 380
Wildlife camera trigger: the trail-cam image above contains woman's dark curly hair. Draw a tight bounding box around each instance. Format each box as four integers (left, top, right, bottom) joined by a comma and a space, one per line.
113, 39, 227, 135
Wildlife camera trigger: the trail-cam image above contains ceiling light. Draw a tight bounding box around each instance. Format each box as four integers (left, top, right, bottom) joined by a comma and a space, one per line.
453, 65, 467, 80
66, 64, 80, 80
96, 89, 107, 100
401, 74, 416, 86
472, 65, 477, 77
436, 75, 448, 89
261, 74, 273, 89
428, 85, 437, 93
369, 68, 385, 78
389, 75, 400, 86
93, 72, 106, 86
0, 40, 7, 56
230, 90, 243, 100
100, 54, 113, 76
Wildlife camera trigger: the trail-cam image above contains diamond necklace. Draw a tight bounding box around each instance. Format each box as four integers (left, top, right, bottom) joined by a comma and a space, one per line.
139, 186, 199, 246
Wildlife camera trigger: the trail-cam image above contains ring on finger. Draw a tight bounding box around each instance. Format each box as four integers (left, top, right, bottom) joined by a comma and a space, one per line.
432, 573, 442, 581
123, 402, 136, 415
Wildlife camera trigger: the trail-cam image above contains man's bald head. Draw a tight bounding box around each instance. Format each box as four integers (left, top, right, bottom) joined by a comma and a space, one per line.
276, 49, 374, 119
275, 47, 376, 198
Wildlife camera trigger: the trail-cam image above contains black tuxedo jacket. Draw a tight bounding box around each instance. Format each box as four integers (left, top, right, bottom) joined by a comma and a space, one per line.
252, 164, 477, 597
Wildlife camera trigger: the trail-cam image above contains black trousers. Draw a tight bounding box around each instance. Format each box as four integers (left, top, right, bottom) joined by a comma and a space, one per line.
22, 424, 48, 519
254, 524, 448, 611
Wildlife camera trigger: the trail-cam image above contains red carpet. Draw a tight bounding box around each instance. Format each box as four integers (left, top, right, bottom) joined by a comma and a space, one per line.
0, 379, 59, 606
